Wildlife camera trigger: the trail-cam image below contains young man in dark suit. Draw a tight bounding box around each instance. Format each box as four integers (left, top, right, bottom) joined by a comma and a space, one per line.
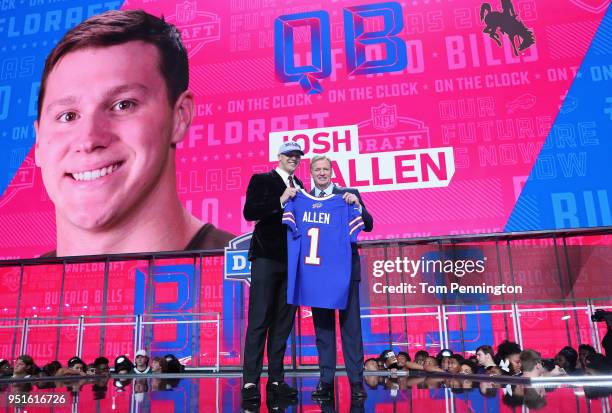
309, 155, 373, 400
241, 141, 305, 402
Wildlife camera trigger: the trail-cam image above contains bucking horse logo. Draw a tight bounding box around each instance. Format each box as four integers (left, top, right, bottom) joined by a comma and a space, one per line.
480, 0, 535, 56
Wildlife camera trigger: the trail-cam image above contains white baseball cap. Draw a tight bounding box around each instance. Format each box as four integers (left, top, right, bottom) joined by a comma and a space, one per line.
278, 141, 304, 155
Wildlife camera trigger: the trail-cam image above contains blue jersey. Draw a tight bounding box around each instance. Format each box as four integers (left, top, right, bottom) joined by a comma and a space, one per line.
282, 190, 364, 309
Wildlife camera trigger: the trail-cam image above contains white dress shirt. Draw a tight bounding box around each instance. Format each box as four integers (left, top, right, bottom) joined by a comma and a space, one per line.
314, 184, 362, 212
275, 167, 301, 188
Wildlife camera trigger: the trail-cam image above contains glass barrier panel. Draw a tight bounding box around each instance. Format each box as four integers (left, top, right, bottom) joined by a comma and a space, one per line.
518, 304, 579, 358
445, 304, 517, 355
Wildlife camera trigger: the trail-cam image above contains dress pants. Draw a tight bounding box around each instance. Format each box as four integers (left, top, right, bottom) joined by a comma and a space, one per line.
242, 257, 296, 384
312, 278, 364, 384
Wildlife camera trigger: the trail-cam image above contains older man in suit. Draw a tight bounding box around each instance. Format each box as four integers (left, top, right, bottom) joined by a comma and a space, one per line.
309, 155, 373, 400
241, 141, 305, 403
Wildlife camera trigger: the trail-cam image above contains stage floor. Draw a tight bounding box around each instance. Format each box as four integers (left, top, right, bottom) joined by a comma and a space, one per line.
1, 372, 611, 412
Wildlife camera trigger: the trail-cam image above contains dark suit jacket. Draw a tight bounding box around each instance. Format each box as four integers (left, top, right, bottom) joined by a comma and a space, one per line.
310, 185, 374, 280
310, 185, 374, 233
244, 170, 304, 262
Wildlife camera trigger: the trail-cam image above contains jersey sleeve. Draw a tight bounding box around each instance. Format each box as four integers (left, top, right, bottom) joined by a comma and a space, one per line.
348, 205, 365, 242
282, 199, 299, 239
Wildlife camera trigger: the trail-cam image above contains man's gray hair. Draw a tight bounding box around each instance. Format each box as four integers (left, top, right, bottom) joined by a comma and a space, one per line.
309, 155, 332, 170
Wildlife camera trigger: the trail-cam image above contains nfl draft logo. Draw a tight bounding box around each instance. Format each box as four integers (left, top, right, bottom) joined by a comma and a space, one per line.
167, 1, 221, 57
371, 104, 398, 131
224, 233, 253, 284
359, 105, 431, 150
1, 268, 20, 293
0, 157, 36, 208
176, 0, 196, 22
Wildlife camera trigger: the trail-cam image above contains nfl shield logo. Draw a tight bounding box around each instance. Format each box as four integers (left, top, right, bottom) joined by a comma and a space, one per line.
371, 104, 398, 131
176, 0, 197, 24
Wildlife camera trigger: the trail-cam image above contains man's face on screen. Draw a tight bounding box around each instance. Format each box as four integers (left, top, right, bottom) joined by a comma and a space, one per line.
34, 41, 186, 231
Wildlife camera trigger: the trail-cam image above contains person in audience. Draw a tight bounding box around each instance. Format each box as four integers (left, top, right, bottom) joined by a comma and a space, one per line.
40, 361, 62, 377
396, 351, 410, 369
364, 358, 379, 371
496, 340, 522, 375
436, 349, 453, 371
0, 359, 13, 377
475, 345, 496, 372
507, 353, 521, 375
602, 316, 612, 361
380, 349, 400, 370
541, 358, 567, 376
114, 356, 134, 374
423, 356, 445, 372
583, 353, 612, 375
94, 357, 110, 375
459, 360, 478, 374
164, 354, 184, 373
67, 356, 86, 373
520, 350, 547, 378
414, 350, 429, 366
12, 355, 35, 378
554, 346, 579, 374
446, 355, 463, 374
55, 356, 87, 377
133, 349, 151, 374
578, 344, 597, 369
151, 356, 168, 373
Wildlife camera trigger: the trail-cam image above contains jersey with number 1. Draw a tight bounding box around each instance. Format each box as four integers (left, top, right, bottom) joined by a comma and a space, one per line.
282, 190, 364, 309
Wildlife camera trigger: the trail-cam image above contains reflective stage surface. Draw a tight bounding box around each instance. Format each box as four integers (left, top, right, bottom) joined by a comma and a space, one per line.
1, 374, 611, 412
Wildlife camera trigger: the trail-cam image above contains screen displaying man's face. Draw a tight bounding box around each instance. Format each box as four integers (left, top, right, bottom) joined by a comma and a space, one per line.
35, 41, 178, 232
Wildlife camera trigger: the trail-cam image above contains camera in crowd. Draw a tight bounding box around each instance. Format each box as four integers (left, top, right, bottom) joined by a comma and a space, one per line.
591, 310, 612, 325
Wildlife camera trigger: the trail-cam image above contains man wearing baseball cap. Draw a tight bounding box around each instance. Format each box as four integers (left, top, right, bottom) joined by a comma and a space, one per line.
241, 141, 305, 403
133, 350, 151, 374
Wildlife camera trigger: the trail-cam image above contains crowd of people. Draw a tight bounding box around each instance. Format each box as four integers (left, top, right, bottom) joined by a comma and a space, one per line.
0, 350, 186, 380
0, 349, 190, 404
365, 341, 612, 377
359, 341, 612, 406
1, 341, 611, 410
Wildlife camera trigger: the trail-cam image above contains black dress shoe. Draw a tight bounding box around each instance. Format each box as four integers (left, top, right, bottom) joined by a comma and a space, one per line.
311, 380, 334, 400
266, 381, 298, 398
350, 382, 367, 399
241, 385, 261, 401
